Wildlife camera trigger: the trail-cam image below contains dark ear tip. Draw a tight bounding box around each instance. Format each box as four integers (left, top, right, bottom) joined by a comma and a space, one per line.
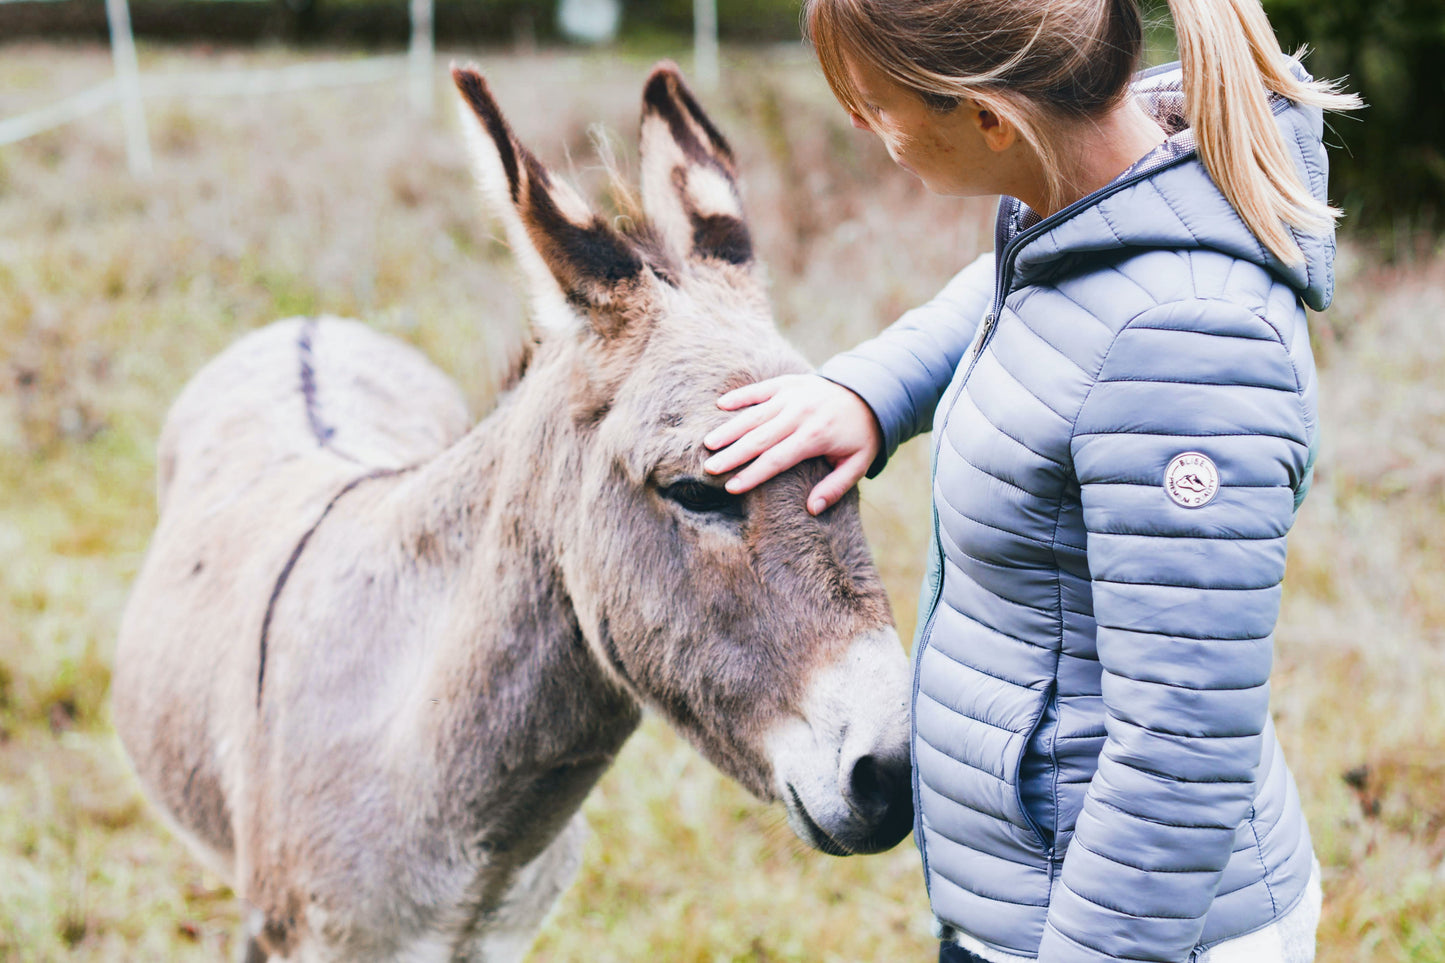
643, 60, 688, 109
453, 66, 511, 135
647, 59, 684, 83
451, 64, 490, 100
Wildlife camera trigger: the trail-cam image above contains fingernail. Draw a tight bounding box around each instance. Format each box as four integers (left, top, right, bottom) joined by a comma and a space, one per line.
809, 497, 825, 514
726, 479, 742, 493
703, 457, 719, 473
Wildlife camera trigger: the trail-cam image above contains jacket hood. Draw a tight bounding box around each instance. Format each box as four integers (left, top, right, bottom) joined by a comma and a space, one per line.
1010, 60, 1336, 311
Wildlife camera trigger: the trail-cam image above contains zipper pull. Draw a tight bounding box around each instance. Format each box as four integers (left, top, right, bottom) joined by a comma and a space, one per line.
971, 313, 997, 361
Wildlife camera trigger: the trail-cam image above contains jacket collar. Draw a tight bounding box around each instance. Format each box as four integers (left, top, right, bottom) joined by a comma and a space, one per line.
999, 60, 1336, 312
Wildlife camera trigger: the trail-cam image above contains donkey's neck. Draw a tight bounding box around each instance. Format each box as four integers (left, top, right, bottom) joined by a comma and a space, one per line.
376, 365, 641, 865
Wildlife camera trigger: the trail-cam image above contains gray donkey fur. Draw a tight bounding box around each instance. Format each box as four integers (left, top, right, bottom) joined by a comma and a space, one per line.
112, 63, 913, 962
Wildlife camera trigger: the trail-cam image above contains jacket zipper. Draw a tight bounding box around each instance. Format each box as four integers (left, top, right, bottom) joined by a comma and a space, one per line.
910, 523, 940, 893
914, 157, 1197, 882
911, 317, 985, 893
911, 378, 964, 894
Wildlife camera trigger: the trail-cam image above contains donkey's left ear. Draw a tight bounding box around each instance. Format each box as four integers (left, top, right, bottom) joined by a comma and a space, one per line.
453, 65, 647, 334
639, 62, 754, 270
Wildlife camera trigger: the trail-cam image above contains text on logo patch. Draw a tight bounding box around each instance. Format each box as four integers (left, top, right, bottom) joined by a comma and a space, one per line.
1164, 452, 1219, 508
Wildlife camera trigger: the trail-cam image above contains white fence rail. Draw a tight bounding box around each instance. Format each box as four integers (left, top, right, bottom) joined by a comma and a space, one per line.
0, 0, 723, 172
0, 0, 435, 174
0, 77, 123, 144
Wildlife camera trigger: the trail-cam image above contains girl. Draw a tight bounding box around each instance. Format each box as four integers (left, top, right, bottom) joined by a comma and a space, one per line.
702, 0, 1357, 960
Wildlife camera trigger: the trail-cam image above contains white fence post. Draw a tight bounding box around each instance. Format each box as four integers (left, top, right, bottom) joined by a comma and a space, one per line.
105, 0, 152, 176
408, 0, 434, 117
693, 0, 718, 91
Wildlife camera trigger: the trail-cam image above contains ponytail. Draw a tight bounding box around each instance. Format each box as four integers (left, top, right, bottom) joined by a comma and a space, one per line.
1167, 0, 1360, 265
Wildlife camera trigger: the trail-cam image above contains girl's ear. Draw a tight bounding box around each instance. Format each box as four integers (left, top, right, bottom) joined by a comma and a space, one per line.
452, 65, 647, 335
971, 101, 1019, 153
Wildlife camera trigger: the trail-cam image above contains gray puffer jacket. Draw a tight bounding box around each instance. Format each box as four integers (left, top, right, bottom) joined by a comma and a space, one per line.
817, 63, 1328, 962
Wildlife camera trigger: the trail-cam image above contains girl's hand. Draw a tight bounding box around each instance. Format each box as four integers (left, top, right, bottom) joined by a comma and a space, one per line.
702, 375, 883, 515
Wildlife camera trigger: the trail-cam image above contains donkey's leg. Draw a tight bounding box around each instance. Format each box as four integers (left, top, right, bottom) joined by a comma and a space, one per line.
455, 813, 588, 963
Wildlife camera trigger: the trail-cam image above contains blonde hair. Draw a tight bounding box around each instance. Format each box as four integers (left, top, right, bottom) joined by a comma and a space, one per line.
805, 0, 1361, 265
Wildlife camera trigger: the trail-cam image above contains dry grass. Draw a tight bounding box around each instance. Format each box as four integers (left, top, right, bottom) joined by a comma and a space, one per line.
0, 41, 1440, 962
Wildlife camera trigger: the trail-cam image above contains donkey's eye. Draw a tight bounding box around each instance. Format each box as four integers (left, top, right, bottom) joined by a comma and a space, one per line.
658, 479, 745, 519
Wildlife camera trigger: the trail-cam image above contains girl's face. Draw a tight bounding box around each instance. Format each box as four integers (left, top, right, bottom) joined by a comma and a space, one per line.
842, 54, 1024, 199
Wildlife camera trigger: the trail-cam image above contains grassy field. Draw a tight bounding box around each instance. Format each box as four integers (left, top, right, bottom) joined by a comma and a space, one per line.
1, 42, 1441, 962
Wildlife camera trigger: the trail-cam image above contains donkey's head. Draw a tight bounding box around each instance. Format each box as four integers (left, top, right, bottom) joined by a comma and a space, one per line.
453, 64, 911, 855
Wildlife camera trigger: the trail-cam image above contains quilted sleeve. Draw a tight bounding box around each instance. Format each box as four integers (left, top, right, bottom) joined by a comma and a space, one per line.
1037, 299, 1312, 963
815, 251, 994, 474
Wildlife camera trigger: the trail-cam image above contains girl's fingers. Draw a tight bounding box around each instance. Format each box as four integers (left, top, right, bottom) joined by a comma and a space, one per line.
707, 413, 800, 476
703, 399, 779, 453
706, 374, 877, 497
717, 377, 786, 412
724, 434, 814, 494
807, 450, 873, 515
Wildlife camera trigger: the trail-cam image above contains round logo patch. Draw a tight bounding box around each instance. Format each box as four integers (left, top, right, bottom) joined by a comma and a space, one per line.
1164, 452, 1220, 508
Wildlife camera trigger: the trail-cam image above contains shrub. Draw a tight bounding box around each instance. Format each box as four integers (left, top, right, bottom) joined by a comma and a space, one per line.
1262, 0, 1445, 242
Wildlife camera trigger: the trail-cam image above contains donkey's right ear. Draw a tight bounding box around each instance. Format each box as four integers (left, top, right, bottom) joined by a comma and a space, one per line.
639, 63, 753, 270
452, 66, 646, 334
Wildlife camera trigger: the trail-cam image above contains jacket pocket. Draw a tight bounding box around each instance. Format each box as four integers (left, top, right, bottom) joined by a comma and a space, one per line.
1015, 683, 1058, 854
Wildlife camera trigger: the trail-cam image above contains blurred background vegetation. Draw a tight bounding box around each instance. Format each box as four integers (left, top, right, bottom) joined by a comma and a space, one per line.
3, 0, 1441, 247
1, 0, 1443, 960
0, 0, 802, 46
1260, 0, 1445, 250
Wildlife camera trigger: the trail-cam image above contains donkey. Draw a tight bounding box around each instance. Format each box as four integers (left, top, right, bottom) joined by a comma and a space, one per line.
112, 63, 913, 962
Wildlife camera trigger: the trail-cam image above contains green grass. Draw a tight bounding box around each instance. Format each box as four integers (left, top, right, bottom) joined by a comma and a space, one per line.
1, 40, 1442, 962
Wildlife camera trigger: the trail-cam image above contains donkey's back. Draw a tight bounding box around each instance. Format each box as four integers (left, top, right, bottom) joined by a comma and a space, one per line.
116, 316, 469, 874
155, 316, 469, 511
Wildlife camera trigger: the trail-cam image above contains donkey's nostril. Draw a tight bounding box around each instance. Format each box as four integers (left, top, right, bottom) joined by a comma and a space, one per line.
836, 750, 913, 852
848, 754, 884, 815
845, 752, 907, 822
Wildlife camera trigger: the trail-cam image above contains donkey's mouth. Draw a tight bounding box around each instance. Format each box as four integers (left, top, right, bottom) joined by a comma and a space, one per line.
786, 784, 853, 857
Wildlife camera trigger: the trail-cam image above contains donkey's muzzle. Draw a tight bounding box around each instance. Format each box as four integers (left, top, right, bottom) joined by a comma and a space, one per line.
781, 742, 912, 856
768, 627, 913, 856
